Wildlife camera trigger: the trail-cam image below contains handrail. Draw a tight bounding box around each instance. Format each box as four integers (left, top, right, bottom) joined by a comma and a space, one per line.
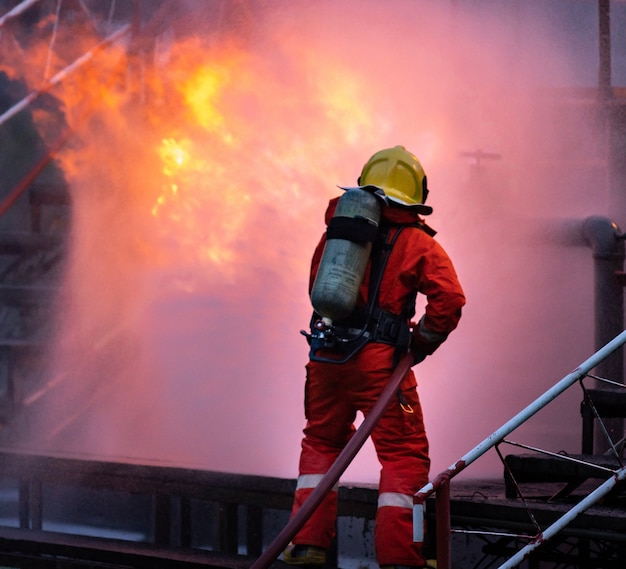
413, 329, 626, 568
250, 353, 414, 569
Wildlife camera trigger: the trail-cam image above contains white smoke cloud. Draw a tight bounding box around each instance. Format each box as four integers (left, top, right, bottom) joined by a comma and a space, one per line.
12, 0, 617, 483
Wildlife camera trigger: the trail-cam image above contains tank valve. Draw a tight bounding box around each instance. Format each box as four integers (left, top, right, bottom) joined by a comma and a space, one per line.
301, 317, 335, 344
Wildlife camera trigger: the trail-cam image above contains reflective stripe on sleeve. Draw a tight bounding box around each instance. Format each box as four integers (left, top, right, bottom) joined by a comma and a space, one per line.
378, 491, 413, 509
296, 474, 339, 492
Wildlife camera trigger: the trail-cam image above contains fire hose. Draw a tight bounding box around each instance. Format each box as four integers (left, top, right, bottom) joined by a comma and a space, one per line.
249, 352, 414, 569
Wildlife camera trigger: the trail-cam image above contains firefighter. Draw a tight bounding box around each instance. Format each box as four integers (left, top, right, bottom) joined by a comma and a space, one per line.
283, 146, 466, 569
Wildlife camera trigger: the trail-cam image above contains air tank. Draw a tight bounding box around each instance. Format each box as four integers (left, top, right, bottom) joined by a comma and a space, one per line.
310, 189, 381, 323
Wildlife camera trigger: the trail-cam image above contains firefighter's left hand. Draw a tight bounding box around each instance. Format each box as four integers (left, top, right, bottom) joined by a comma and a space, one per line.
411, 347, 427, 366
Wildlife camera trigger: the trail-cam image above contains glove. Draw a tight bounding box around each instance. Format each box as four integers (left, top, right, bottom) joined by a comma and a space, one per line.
411, 346, 427, 366
410, 317, 447, 364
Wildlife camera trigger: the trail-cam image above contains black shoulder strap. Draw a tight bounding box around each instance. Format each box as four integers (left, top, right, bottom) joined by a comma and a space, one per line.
385, 219, 437, 236
366, 224, 404, 318
368, 221, 433, 320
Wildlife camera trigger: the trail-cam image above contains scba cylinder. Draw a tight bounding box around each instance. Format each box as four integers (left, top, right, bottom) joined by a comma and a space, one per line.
310, 189, 381, 322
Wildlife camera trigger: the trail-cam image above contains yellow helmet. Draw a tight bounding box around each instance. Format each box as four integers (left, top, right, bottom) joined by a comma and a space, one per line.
358, 146, 431, 214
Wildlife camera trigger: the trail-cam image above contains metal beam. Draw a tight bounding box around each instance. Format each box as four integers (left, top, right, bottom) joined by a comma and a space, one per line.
499, 465, 626, 568
0, 0, 42, 31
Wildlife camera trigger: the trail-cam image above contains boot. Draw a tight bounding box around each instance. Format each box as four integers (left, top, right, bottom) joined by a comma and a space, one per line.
283, 544, 327, 566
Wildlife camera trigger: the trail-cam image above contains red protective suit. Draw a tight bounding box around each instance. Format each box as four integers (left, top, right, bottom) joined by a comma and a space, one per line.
289, 196, 465, 567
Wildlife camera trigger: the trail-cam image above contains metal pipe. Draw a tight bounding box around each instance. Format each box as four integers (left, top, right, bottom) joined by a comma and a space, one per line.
583, 216, 625, 351
250, 353, 413, 569
582, 215, 625, 451
497, 465, 626, 569
0, 0, 42, 31
598, 0, 612, 102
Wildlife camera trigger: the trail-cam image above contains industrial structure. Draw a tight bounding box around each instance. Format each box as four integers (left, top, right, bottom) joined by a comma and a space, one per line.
0, 1, 625, 568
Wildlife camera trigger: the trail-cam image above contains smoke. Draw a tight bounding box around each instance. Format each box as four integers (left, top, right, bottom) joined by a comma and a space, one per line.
7, 0, 616, 481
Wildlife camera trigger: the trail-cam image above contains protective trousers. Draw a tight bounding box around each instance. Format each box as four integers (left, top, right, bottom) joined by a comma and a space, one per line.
289, 343, 430, 567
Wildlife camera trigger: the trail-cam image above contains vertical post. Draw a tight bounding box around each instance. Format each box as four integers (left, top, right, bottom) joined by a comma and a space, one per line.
435, 478, 451, 569
18, 478, 30, 529
219, 502, 239, 554
30, 479, 42, 530
246, 505, 263, 557
0, 346, 14, 428
598, 0, 612, 103
153, 494, 171, 545
180, 496, 192, 547
582, 216, 625, 452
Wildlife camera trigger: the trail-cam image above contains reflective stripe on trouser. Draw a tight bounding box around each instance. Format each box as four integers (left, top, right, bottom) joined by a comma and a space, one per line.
296, 474, 339, 492
378, 492, 413, 509
376, 492, 425, 566
290, 474, 339, 548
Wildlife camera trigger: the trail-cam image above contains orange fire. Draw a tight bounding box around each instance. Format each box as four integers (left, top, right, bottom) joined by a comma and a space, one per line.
0, 5, 395, 360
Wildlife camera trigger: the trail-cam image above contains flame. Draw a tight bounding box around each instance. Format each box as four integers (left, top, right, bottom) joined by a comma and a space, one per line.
1, 4, 416, 470
150, 128, 248, 275
159, 138, 190, 174
0, 6, 401, 358
179, 65, 234, 144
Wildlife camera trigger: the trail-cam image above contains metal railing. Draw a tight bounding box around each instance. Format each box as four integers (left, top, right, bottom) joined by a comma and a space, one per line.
413, 329, 626, 569
0, 448, 380, 568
